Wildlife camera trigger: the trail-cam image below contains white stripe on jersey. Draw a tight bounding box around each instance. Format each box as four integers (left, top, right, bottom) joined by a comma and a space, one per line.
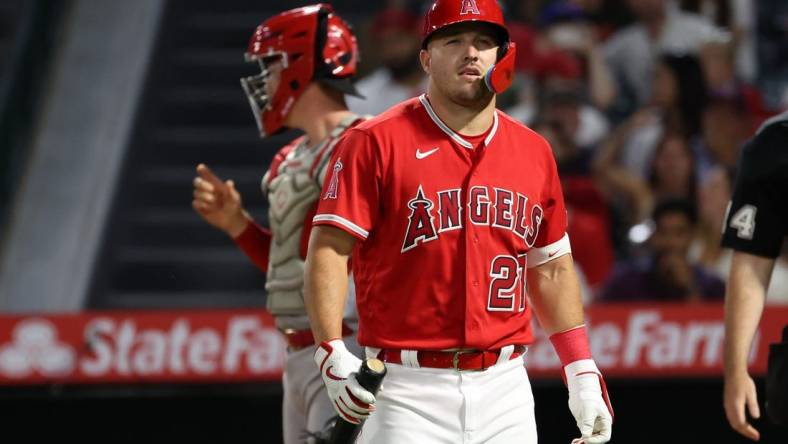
313, 214, 370, 239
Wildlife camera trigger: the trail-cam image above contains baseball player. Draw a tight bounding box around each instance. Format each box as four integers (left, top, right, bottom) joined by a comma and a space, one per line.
304, 1, 613, 443
721, 109, 788, 441
190, 5, 365, 443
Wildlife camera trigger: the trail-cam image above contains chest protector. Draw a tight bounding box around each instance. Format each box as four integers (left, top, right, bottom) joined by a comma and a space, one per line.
261, 115, 360, 316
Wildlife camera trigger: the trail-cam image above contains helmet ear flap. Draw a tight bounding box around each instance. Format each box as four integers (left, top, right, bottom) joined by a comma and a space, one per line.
484, 41, 516, 94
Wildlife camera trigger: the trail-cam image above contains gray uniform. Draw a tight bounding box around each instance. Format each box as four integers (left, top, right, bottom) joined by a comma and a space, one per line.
261, 115, 363, 443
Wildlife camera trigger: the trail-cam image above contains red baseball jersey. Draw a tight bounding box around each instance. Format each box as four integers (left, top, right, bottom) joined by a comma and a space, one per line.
314, 95, 570, 351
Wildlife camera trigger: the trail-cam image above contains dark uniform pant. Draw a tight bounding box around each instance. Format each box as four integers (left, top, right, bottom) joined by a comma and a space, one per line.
766, 325, 788, 425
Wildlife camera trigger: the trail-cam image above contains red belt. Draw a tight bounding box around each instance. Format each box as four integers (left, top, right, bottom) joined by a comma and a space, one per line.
281, 323, 354, 350
379, 346, 526, 371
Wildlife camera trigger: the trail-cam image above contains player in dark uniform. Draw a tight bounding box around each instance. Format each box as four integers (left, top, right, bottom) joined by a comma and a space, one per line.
721, 110, 788, 441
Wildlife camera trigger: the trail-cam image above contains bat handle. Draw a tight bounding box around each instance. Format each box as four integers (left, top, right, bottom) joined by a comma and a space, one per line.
329, 358, 387, 444
355, 358, 386, 393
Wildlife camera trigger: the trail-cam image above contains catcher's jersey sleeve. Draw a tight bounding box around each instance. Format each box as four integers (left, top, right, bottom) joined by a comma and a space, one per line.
721, 116, 788, 258
313, 128, 382, 240
232, 221, 272, 272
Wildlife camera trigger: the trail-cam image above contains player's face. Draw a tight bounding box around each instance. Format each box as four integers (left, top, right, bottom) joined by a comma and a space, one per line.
421, 23, 498, 107
262, 56, 284, 105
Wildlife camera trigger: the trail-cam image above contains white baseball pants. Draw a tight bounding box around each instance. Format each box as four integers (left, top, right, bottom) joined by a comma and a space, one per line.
356, 353, 537, 444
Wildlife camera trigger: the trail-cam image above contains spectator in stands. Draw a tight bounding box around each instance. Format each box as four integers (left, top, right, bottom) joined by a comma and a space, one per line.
532, 118, 614, 295
594, 122, 698, 226
597, 53, 706, 187
680, 0, 757, 82
599, 198, 725, 302
346, 7, 426, 115
532, 117, 588, 174
756, 1, 788, 109
696, 89, 751, 181
604, 0, 727, 113
539, 85, 609, 156
648, 132, 698, 203
698, 39, 770, 133
506, 3, 614, 149
539, 1, 618, 111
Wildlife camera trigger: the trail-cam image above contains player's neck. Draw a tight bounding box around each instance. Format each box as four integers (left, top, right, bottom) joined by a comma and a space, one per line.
425, 87, 496, 136
288, 83, 352, 146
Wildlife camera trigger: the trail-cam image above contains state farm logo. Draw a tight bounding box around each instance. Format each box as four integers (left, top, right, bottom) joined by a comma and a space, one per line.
0, 319, 76, 378
526, 310, 759, 373
80, 316, 285, 377
0, 314, 286, 383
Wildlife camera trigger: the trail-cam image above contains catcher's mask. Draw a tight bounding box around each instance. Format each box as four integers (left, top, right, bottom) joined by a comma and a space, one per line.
241, 4, 361, 137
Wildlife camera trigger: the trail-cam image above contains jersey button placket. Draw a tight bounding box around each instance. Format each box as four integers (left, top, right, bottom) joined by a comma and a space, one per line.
465, 160, 483, 344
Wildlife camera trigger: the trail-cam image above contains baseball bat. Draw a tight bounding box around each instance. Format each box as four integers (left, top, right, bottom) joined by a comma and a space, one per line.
329, 358, 387, 444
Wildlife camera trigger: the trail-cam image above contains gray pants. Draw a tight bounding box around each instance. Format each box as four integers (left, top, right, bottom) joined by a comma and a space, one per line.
282, 335, 361, 444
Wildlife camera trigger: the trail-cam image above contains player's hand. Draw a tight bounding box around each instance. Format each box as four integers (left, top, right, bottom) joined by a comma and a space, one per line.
192, 163, 249, 237
565, 359, 613, 444
314, 339, 376, 424
724, 370, 761, 441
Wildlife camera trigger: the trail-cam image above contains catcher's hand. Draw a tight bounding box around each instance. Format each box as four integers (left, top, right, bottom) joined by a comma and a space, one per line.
314, 339, 376, 424
192, 163, 249, 237
566, 359, 613, 444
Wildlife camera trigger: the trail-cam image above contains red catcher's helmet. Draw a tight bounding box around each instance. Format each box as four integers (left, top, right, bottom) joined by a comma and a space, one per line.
422, 0, 516, 94
241, 4, 360, 137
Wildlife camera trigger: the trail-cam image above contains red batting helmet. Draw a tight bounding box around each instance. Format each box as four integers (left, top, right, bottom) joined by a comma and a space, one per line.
422, 0, 516, 94
241, 4, 360, 137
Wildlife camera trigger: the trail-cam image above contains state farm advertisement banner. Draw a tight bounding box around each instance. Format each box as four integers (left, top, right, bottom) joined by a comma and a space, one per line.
526, 304, 788, 378
0, 305, 786, 385
0, 310, 286, 385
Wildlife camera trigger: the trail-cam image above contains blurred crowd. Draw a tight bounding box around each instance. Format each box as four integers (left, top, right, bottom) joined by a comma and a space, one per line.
346, 0, 788, 305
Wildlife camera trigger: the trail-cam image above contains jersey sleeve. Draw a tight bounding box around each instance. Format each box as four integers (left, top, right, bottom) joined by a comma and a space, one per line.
232, 220, 272, 272
721, 125, 788, 258
313, 128, 381, 241
527, 144, 571, 268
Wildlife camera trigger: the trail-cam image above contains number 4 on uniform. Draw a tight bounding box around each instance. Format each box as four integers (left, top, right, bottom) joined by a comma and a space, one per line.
727, 203, 757, 240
